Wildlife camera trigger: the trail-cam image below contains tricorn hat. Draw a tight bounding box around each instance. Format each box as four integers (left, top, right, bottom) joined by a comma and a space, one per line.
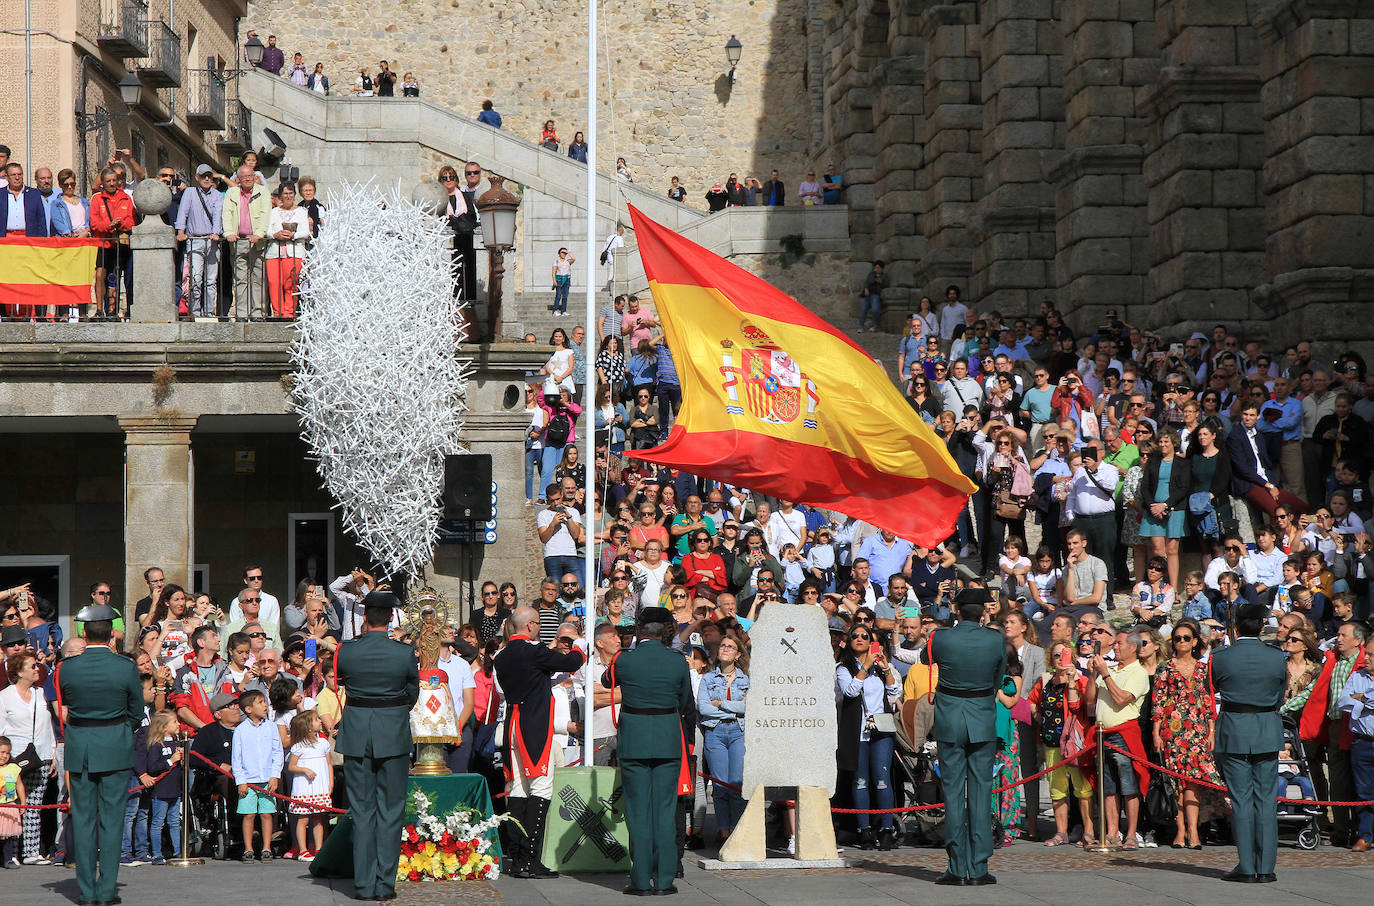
75, 604, 121, 623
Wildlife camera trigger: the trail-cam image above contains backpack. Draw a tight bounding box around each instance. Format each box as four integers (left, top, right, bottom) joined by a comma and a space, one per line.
545, 411, 572, 447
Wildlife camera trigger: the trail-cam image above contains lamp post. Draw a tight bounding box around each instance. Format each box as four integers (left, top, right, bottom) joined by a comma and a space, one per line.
476, 176, 520, 343
243, 35, 265, 68
726, 35, 743, 83
78, 72, 145, 133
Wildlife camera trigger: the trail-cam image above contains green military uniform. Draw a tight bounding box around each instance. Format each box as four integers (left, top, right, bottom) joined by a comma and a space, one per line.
1210, 626, 1287, 882
57, 642, 143, 905
928, 616, 1006, 884
602, 624, 693, 895
335, 626, 420, 901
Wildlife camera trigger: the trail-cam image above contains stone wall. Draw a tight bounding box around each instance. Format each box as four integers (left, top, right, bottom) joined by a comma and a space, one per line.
243, 0, 814, 205
811, 0, 1374, 354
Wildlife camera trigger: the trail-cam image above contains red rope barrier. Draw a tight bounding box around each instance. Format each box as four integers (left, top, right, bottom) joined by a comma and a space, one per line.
696, 744, 1097, 815
3, 766, 175, 811
189, 749, 347, 814
1101, 741, 1374, 808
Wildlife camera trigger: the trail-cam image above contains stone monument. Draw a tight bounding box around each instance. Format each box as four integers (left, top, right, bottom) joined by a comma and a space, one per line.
711, 602, 843, 868
128, 178, 175, 324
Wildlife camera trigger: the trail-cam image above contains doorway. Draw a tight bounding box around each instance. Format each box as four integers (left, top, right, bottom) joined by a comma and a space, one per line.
288, 513, 334, 599
0, 556, 71, 637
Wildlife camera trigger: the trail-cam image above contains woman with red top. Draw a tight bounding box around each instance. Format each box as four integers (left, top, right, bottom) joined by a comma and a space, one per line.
682, 530, 727, 598
1050, 370, 1097, 444
628, 502, 669, 553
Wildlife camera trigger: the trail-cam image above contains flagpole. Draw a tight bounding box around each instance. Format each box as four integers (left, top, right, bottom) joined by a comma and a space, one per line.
581, 0, 598, 770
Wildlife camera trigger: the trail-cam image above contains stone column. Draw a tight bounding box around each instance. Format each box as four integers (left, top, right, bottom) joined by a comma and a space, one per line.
1254, 2, 1374, 344
129, 216, 177, 323
121, 417, 197, 598
1050, 0, 1155, 328
970, 0, 1063, 315
1141, 0, 1265, 328
915, 1, 983, 297
869, 6, 926, 318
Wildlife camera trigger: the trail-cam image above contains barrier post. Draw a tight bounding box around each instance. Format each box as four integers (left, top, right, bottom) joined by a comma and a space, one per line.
1085, 722, 1118, 853
168, 732, 204, 867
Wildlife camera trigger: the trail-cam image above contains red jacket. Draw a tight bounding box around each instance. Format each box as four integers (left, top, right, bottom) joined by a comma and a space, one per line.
1301, 647, 1367, 749
89, 189, 137, 242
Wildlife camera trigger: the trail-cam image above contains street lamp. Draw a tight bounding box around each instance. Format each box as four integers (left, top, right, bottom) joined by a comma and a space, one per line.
244, 35, 265, 68
726, 35, 743, 82
78, 72, 145, 133
476, 175, 521, 343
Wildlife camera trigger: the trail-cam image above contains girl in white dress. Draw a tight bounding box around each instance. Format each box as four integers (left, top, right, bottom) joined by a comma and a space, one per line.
286, 710, 332, 861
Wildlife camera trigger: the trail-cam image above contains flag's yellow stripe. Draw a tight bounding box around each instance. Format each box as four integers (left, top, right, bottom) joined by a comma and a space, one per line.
0, 243, 99, 286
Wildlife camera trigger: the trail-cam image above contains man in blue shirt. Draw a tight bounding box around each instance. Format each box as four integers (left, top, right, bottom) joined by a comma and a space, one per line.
1258, 376, 1305, 503
654, 340, 680, 443
1338, 632, 1374, 852
857, 530, 914, 595
174, 164, 224, 318
476, 99, 502, 128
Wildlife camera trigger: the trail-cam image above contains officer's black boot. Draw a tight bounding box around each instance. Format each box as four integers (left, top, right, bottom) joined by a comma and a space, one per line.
505, 797, 532, 878
525, 797, 560, 879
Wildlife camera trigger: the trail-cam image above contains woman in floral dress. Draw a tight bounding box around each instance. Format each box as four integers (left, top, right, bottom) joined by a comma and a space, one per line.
993, 642, 1024, 845
1151, 618, 1226, 849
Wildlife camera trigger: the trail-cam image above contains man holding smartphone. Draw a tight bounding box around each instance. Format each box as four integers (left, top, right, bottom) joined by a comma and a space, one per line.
1068, 445, 1120, 595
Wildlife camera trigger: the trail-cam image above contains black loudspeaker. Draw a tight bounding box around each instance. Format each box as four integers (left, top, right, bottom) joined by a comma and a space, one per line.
442, 454, 493, 522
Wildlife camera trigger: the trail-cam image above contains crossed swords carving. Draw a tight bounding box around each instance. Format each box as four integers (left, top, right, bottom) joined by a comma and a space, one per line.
558, 783, 626, 863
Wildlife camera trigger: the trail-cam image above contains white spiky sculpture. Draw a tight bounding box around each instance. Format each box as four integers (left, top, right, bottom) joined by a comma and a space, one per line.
289, 181, 469, 579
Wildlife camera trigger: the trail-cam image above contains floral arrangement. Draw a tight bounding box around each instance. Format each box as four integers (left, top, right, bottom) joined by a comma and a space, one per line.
398, 787, 507, 882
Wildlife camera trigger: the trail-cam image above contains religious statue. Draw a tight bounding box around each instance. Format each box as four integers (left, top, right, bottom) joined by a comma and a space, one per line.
407, 594, 463, 775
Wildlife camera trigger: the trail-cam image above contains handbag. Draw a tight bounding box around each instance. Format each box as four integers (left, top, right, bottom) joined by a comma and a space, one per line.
1144, 773, 1178, 827
867, 712, 897, 735
13, 699, 42, 782
995, 490, 1026, 521
1010, 697, 1034, 725
1059, 705, 1089, 765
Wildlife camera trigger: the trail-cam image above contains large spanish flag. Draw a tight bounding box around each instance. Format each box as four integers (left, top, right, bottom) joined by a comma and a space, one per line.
0, 236, 100, 309
627, 205, 975, 546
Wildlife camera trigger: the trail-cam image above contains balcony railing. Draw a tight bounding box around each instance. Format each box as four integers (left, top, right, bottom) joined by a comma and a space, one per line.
186, 68, 226, 131
98, 0, 149, 58
138, 19, 180, 88
217, 100, 250, 153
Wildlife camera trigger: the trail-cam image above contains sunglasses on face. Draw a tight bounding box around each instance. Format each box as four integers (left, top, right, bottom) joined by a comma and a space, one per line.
502, 590, 517, 597
1172, 634, 1194, 642
242, 597, 261, 603
247, 632, 267, 639
246, 574, 263, 581
850, 633, 871, 641
482, 590, 498, 597
670, 592, 688, 599
561, 582, 579, 588
855, 615, 873, 623
440, 175, 457, 181
465, 169, 481, 176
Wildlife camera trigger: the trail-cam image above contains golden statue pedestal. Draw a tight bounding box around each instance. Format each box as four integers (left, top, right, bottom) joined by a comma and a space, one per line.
412, 738, 456, 776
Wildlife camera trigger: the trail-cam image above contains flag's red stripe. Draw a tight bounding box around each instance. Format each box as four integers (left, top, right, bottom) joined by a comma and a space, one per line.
0, 283, 91, 307
0, 236, 102, 249
628, 205, 869, 360
632, 426, 968, 548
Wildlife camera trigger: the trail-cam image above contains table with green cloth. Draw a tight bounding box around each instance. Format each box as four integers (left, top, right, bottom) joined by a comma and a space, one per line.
309, 773, 501, 879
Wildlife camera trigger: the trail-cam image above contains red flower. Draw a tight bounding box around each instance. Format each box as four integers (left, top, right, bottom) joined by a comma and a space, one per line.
401, 842, 416, 857
405, 825, 420, 844
407, 869, 420, 882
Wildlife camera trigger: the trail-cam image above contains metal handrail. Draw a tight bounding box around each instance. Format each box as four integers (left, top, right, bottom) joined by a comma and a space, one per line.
140, 18, 181, 87
98, 0, 149, 56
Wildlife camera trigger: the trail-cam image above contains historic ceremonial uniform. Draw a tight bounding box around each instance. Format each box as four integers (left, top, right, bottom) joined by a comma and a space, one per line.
601, 621, 693, 894
1210, 627, 1287, 882
57, 637, 142, 904
493, 632, 584, 877
334, 625, 420, 901
928, 614, 1006, 884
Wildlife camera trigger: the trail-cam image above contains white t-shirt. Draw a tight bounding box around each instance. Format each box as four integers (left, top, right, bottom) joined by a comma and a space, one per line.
437, 653, 477, 720
546, 348, 575, 394
633, 559, 671, 608
1029, 568, 1061, 606
538, 505, 582, 557
772, 509, 808, 552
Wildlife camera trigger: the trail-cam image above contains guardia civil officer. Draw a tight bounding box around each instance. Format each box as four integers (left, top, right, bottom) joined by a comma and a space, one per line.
494, 605, 585, 878
601, 606, 694, 896
1210, 602, 1287, 883
928, 587, 1005, 886
56, 603, 142, 906
333, 592, 419, 902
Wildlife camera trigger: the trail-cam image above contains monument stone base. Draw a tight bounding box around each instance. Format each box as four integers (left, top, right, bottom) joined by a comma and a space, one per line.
699, 857, 856, 871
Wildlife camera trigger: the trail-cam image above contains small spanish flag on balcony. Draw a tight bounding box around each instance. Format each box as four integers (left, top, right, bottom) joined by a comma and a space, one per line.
0, 236, 100, 309
627, 205, 976, 547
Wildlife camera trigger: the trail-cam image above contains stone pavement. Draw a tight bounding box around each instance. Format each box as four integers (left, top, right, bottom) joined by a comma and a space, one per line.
8, 839, 1374, 905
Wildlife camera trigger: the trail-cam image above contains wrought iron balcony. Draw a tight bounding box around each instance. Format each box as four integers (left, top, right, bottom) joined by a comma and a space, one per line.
217, 100, 251, 153
138, 19, 180, 88
98, 0, 149, 58
186, 68, 226, 131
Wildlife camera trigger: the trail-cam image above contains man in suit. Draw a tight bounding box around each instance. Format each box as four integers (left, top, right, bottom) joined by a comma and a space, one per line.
1227, 401, 1308, 519
1210, 602, 1287, 883
493, 605, 585, 878
332, 592, 419, 902
56, 604, 143, 906
1, 162, 51, 237
928, 588, 1006, 886
601, 606, 694, 896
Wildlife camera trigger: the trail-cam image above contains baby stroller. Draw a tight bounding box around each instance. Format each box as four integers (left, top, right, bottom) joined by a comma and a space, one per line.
894, 697, 945, 846
1276, 716, 1321, 850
